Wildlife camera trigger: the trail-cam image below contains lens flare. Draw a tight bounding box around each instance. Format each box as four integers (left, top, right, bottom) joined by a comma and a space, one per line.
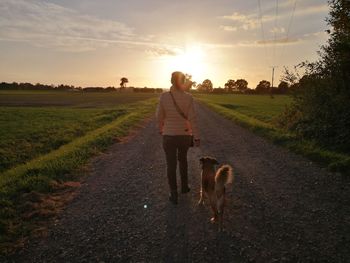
165, 44, 207, 82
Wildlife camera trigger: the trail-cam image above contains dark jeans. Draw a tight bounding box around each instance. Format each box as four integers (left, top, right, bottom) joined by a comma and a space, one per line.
163, 135, 192, 194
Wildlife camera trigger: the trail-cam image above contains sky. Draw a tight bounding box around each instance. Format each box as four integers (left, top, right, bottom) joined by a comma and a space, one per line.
0, 0, 329, 88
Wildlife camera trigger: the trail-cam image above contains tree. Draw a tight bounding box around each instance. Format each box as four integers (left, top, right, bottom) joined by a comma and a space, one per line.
277, 81, 289, 94
279, 0, 350, 154
256, 80, 270, 93
197, 79, 213, 93
184, 73, 196, 91
201, 79, 213, 92
185, 73, 192, 83
281, 66, 300, 86
196, 83, 202, 91
212, 87, 225, 94
120, 77, 128, 89
224, 79, 235, 92
235, 79, 248, 91
320, 0, 350, 81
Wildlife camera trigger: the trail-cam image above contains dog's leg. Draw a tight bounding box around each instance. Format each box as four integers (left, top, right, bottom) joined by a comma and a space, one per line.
217, 196, 225, 231
209, 196, 218, 223
218, 210, 223, 231
198, 188, 204, 205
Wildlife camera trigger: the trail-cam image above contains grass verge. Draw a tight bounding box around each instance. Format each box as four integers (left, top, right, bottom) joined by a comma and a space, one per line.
0, 98, 157, 255
197, 96, 350, 175
0, 107, 128, 172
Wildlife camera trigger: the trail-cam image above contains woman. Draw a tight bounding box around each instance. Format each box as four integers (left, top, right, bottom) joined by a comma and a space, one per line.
156, 71, 200, 204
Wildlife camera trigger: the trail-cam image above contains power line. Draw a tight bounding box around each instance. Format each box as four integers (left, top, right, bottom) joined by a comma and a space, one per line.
278, 0, 297, 67
285, 0, 297, 40
257, 0, 269, 65
258, 0, 297, 89
272, 0, 279, 67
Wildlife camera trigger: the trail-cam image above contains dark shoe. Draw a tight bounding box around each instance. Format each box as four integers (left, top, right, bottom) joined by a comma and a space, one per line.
169, 193, 178, 205
181, 186, 191, 194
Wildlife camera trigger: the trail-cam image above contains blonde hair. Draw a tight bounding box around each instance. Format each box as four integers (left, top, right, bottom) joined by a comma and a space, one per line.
171, 71, 185, 86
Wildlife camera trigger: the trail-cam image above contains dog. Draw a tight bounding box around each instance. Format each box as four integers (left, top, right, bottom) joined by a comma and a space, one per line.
198, 157, 233, 231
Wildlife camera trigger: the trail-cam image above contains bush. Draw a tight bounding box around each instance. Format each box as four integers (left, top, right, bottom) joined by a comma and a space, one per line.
279, 0, 350, 154
279, 76, 350, 152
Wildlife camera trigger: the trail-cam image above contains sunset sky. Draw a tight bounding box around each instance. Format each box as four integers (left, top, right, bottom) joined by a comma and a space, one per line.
0, 0, 329, 89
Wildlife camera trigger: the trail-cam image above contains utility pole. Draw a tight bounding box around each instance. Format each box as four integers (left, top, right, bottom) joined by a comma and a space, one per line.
270, 66, 278, 98
271, 66, 278, 88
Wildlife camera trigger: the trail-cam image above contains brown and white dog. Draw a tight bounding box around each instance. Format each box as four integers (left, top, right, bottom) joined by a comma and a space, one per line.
198, 157, 233, 231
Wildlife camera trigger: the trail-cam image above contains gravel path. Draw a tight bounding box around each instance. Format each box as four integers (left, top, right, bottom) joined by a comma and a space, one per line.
10, 103, 349, 262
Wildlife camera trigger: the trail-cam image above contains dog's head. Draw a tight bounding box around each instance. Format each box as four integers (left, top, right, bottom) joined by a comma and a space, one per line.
199, 156, 219, 169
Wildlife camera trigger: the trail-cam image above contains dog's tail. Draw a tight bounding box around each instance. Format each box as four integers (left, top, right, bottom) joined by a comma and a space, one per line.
215, 165, 233, 191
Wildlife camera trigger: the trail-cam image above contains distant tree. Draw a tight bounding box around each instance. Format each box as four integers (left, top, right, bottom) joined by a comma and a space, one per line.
277, 81, 289, 94
56, 84, 74, 91
224, 79, 236, 92
281, 66, 301, 86
185, 74, 192, 82
184, 73, 196, 91
199, 79, 213, 93
105, 87, 116, 92
244, 88, 257, 94
120, 77, 129, 89
84, 87, 105, 92
256, 80, 271, 93
212, 87, 225, 94
235, 79, 248, 92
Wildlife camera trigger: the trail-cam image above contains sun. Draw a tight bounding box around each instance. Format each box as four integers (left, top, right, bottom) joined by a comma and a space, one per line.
166, 45, 207, 82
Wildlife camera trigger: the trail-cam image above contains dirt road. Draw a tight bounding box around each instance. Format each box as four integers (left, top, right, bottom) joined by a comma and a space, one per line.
11, 103, 349, 262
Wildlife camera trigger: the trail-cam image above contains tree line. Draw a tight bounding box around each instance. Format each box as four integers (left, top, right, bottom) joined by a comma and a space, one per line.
194, 78, 291, 94
0, 82, 163, 93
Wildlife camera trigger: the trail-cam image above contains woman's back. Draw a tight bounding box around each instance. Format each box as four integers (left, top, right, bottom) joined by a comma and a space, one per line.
158, 87, 195, 136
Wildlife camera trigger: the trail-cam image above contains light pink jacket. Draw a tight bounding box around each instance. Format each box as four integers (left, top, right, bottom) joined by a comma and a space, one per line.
156, 86, 200, 139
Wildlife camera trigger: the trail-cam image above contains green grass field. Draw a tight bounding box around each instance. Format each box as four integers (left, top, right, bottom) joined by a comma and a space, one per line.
197, 94, 292, 123
196, 94, 350, 175
0, 107, 127, 172
0, 90, 157, 107
0, 91, 158, 251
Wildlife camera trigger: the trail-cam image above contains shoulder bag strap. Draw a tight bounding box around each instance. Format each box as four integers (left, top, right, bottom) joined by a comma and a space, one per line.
169, 91, 188, 120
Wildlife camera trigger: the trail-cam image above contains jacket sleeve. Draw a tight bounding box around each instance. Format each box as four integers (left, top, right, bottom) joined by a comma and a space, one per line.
156, 95, 165, 133
187, 96, 200, 140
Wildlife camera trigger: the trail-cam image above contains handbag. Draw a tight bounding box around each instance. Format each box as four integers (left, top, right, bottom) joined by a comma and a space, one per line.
169, 91, 194, 147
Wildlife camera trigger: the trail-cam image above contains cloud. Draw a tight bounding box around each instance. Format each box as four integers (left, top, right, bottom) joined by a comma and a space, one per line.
219, 12, 275, 31
302, 30, 328, 40
220, 12, 247, 22
260, 1, 328, 17
219, 25, 238, 32
219, 12, 259, 31
270, 27, 286, 34
0, 0, 160, 52
145, 46, 180, 57
257, 37, 299, 45
202, 29, 327, 49
294, 4, 328, 17
219, 2, 328, 33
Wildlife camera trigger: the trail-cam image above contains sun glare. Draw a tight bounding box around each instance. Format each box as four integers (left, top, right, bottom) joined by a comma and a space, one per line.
164, 45, 207, 82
